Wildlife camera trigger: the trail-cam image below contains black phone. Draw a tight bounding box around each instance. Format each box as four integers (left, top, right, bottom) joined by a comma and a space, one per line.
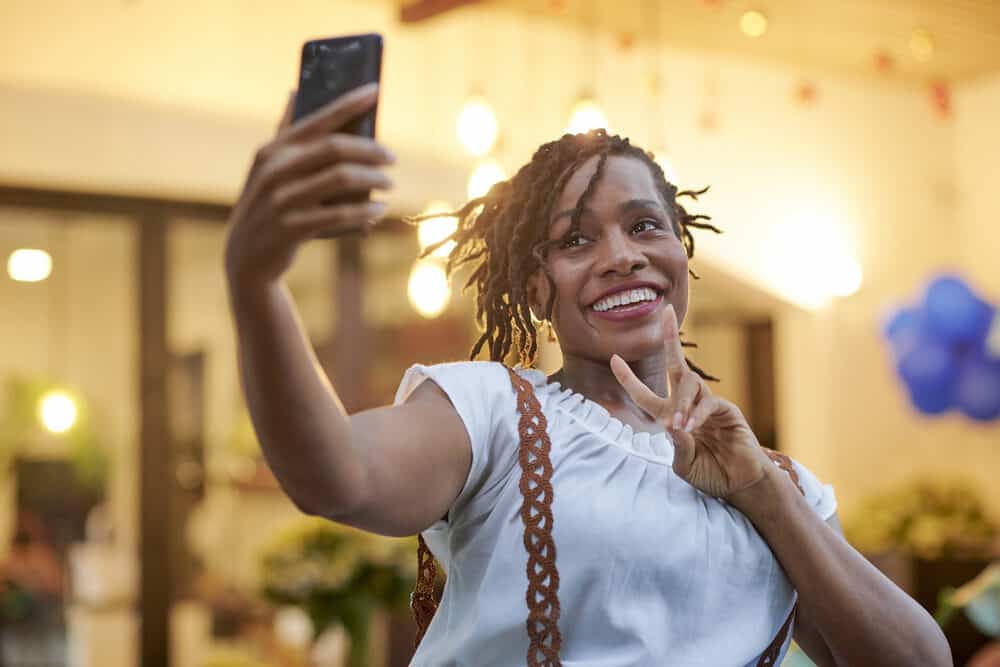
293, 33, 383, 237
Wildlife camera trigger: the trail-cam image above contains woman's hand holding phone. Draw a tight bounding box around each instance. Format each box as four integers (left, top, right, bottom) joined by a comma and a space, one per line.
223, 83, 395, 291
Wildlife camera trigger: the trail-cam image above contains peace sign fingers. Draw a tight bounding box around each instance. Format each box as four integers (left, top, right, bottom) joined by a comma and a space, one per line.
609, 354, 669, 421
661, 303, 688, 386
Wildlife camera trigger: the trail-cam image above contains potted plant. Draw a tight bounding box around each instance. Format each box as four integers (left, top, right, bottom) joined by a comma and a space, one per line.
258, 516, 417, 667
844, 477, 999, 664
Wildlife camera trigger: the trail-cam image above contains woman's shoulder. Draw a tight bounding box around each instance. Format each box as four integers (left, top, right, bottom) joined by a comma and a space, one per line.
396, 359, 512, 394
393, 360, 521, 421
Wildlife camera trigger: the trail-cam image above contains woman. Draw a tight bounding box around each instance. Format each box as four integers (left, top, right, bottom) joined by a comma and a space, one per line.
224, 84, 952, 666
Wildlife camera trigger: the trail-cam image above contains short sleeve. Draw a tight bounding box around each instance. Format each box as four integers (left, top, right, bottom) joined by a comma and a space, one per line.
786, 457, 838, 521
393, 361, 518, 529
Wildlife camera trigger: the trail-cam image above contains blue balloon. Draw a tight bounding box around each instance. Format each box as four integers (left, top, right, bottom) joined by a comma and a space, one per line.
924, 274, 995, 345
897, 340, 960, 414
954, 354, 1000, 422
883, 307, 925, 357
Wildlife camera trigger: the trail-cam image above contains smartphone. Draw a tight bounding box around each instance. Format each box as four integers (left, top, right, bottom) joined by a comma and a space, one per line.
293, 33, 383, 237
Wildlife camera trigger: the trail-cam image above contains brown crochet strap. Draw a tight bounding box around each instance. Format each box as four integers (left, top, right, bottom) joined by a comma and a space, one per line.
755, 605, 796, 666
411, 533, 439, 646
506, 367, 563, 667
410, 367, 563, 666
755, 447, 805, 666
763, 448, 804, 496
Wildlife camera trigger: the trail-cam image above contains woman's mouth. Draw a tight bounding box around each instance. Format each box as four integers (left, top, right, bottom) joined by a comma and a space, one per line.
589, 287, 663, 321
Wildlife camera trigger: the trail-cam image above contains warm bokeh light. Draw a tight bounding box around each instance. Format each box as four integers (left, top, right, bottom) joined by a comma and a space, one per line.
417, 200, 458, 259
909, 29, 935, 62
408, 260, 450, 318
566, 98, 609, 135
828, 256, 864, 297
7, 248, 52, 282
273, 606, 313, 649
456, 97, 499, 157
763, 214, 863, 309
39, 390, 77, 433
467, 159, 506, 200
740, 10, 768, 38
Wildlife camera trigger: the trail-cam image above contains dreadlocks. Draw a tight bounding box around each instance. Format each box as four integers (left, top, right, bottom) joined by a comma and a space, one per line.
408, 129, 722, 381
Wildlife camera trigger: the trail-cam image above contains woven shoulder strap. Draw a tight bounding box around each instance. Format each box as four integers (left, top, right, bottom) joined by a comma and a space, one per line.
410, 373, 803, 667
411, 367, 564, 666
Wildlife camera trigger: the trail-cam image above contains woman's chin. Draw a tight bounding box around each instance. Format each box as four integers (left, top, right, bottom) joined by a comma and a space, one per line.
606, 333, 664, 362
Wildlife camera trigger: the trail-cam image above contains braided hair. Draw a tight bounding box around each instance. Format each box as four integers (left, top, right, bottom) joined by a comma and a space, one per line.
408, 129, 722, 380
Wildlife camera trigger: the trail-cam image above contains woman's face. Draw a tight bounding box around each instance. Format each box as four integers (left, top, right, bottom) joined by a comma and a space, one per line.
528, 154, 690, 363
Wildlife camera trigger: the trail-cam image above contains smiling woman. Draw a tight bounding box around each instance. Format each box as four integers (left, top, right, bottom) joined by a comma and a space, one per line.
413, 131, 719, 371
225, 91, 953, 666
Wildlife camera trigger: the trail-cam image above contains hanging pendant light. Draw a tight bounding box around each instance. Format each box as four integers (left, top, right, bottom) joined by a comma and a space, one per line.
456, 96, 499, 157
467, 159, 506, 200
408, 259, 451, 318
566, 95, 608, 135
417, 200, 457, 259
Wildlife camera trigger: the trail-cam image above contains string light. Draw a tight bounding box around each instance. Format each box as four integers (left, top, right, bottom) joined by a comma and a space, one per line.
740, 10, 768, 38
8, 248, 52, 282
456, 97, 499, 156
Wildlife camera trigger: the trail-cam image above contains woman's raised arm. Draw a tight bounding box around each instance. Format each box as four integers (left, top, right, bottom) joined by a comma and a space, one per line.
224, 86, 471, 537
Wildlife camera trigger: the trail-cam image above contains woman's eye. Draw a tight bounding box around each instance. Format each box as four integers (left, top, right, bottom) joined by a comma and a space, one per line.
560, 233, 589, 249
632, 218, 664, 234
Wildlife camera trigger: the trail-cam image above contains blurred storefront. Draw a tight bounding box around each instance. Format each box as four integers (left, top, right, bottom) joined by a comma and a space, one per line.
2, 1, 1000, 666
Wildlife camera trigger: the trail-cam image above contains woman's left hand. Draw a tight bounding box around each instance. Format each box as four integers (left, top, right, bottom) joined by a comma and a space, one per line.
610, 304, 774, 500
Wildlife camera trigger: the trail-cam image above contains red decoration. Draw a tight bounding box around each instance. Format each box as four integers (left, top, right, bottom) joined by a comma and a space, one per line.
698, 110, 719, 132
930, 80, 951, 120
545, 0, 568, 14
794, 81, 818, 106
874, 50, 894, 74
616, 32, 636, 52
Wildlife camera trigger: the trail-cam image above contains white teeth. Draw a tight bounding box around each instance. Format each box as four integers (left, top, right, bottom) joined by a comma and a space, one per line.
592, 287, 658, 312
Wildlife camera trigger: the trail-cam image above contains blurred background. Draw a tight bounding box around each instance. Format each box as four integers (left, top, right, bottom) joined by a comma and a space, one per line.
1, 1, 999, 666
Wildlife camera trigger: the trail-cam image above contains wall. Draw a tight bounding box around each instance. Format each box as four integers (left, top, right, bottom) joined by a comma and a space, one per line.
1, 1, 998, 545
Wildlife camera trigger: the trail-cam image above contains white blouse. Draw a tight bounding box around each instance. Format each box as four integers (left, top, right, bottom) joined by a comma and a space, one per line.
394, 361, 837, 667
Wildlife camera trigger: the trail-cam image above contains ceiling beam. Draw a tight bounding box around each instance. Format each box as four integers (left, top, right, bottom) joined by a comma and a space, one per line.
400, 0, 483, 23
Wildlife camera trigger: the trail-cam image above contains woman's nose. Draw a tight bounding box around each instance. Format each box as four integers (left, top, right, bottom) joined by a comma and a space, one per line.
595, 232, 647, 277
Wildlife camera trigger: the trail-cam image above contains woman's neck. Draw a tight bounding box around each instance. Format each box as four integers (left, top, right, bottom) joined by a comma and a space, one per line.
549, 352, 668, 417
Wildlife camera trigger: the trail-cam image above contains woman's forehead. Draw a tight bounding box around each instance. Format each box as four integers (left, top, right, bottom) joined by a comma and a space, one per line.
554, 154, 661, 214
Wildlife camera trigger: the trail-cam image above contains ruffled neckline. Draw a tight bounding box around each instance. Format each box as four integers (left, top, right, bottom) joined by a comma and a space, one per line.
515, 367, 675, 466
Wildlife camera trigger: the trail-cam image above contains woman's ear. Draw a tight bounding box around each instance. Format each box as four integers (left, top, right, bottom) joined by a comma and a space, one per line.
525, 269, 547, 322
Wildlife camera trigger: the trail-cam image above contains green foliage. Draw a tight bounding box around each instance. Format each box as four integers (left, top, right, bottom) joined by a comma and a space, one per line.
258, 516, 418, 666
844, 478, 997, 559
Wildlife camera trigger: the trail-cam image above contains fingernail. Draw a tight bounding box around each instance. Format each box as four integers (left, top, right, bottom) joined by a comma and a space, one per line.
383, 147, 397, 163
673, 412, 684, 430
684, 418, 695, 433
